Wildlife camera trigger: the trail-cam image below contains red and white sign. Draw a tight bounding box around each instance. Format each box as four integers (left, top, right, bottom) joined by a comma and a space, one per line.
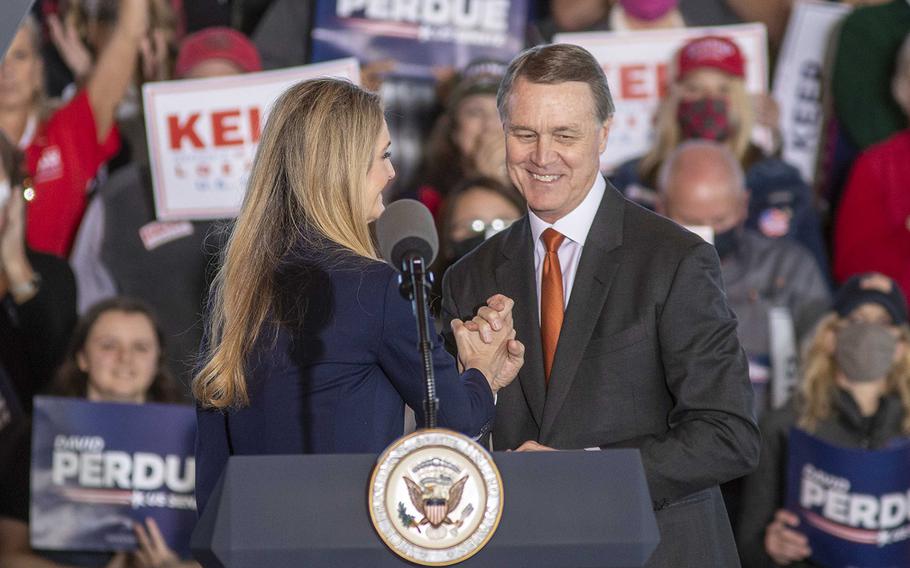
554, 23, 768, 172
143, 58, 360, 221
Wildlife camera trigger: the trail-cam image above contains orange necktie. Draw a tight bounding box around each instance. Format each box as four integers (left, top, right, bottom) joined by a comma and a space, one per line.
540, 228, 566, 385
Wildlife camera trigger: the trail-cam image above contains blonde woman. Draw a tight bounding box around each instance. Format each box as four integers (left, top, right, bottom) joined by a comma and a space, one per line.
736, 273, 910, 568
610, 35, 828, 270
193, 78, 524, 514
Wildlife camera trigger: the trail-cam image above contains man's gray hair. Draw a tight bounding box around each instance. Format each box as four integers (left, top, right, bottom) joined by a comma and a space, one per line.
657, 139, 746, 196
497, 44, 615, 123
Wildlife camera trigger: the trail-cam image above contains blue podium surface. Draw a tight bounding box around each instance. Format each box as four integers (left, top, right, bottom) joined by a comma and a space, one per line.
192, 450, 659, 567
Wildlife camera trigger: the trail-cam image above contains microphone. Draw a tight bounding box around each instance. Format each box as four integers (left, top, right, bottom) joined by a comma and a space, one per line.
375, 199, 440, 428
375, 199, 438, 269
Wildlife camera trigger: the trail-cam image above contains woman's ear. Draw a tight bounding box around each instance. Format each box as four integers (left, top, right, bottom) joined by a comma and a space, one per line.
76, 351, 88, 373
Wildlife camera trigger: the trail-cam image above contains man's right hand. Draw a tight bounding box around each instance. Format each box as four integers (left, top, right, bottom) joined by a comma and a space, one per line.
764, 509, 811, 565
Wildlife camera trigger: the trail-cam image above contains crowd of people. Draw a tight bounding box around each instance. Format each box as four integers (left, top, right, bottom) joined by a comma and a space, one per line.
0, 0, 908, 566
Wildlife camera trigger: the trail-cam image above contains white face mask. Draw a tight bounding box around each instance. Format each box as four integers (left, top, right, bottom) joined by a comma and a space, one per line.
0, 179, 10, 209
682, 224, 715, 245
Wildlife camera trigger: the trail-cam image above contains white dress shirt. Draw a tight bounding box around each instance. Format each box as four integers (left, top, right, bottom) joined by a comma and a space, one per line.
528, 175, 606, 317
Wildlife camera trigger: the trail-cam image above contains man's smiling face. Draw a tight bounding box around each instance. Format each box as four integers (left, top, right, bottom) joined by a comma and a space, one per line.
503, 77, 611, 224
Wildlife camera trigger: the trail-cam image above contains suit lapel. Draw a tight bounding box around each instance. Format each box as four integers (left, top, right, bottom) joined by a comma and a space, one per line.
495, 216, 546, 428
540, 185, 626, 440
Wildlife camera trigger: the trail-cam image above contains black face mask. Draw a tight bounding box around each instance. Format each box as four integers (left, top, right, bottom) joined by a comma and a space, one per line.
449, 234, 485, 262
713, 227, 741, 260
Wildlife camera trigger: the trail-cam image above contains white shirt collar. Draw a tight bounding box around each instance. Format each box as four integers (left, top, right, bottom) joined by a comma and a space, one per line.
17, 113, 37, 149
529, 174, 606, 247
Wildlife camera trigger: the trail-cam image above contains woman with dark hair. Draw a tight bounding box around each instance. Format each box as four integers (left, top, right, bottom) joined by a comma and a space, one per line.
0, 297, 195, 567
436, 175, 525, 280
51, 296, 180, 404
409, 60, 511, 217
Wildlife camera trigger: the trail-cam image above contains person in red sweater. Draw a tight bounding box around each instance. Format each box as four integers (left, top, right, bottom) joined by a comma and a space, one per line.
834, 32, 910, 298
0, 0, 148, 257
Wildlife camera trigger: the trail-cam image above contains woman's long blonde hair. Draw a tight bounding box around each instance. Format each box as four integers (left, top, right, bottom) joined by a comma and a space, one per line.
638, 72, 753, 185
797, 313, 910, 433
193, 78, 384, 410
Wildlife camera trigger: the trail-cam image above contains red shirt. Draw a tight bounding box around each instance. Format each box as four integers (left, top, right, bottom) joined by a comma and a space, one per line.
25, 90, 120, 257
834, 129, 910, 296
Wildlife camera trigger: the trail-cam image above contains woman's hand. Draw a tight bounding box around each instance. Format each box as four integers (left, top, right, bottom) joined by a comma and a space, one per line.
0, 188, 36, 303
47, 13, 94, 82
764, 509, 811, 565
452, 294, 524, 394
132, 518, 181, 568
471, 129, 508, 185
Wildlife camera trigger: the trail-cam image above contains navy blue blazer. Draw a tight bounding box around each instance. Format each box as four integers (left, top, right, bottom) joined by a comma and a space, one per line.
194, 244, 495, 513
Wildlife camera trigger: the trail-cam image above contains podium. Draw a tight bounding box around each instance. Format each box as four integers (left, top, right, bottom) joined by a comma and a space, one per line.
192, 450, 659, 567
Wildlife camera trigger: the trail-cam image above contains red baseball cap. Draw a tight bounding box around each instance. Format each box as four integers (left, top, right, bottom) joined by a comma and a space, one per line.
175, 27, 262, 78
676, 35, 745, 80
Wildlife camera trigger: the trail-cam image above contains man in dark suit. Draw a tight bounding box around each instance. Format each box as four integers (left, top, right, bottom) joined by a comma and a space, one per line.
441, 44, 760, 567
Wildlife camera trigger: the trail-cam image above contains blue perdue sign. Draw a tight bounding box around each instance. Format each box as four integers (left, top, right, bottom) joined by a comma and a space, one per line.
786, 427, 910, 568
310, 0, 531, 78
30, 396, 197, 555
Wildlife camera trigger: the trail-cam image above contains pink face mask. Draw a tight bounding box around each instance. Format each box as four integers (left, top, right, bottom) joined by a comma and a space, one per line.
676, 97, 731, 142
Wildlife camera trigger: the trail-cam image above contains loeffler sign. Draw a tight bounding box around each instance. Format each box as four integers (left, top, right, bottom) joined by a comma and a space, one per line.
143, 58, 360, 221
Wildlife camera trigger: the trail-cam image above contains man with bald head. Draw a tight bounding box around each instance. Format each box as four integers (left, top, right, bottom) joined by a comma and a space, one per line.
657, 140, 830, 417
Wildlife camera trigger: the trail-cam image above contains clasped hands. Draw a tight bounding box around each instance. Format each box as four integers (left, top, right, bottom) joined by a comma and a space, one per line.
451, 294, 524, 395
450, 294, 554, 452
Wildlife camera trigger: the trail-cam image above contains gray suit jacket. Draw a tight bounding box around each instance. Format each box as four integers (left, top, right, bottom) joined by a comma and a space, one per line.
441, 184, 760, 567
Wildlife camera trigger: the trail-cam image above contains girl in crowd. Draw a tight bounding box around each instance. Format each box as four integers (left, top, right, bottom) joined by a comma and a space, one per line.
610, 34, 828, 272
193, 78, 524, 514
0, 297, 197, 567
0, 0, 147, 257
736, 273, 910, 568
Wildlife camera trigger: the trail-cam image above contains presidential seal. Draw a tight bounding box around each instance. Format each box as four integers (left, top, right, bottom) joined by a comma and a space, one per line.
369, 429, 503, 566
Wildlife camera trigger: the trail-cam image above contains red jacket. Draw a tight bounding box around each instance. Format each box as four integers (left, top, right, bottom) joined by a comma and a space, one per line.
25, 91, 120, 258
834, 129, 910, 297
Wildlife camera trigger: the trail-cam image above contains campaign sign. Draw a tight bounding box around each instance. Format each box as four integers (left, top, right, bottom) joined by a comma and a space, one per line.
786, 428, 910, 568
143, 58, 360, 221
31, 397, 196, 555
554, 23, 768, 172
310, 0, 530, 79
773, 0, 851, 184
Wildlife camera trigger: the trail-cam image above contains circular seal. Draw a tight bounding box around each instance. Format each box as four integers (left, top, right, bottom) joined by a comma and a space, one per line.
369, 429, 503, 566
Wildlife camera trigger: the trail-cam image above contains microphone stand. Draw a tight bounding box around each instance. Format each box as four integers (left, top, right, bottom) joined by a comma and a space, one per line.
399, 254, 438, 429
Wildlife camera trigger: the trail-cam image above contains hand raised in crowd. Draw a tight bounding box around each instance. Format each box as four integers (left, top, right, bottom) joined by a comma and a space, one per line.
47, 12, 94, 82
140, 28, 171, 82
764, 509, 812, 565
0, 188, 36, 304
360, 59, 396, 93
471, 128, 509, 186
451, 294, 525, 394
132, 517, 198, 568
